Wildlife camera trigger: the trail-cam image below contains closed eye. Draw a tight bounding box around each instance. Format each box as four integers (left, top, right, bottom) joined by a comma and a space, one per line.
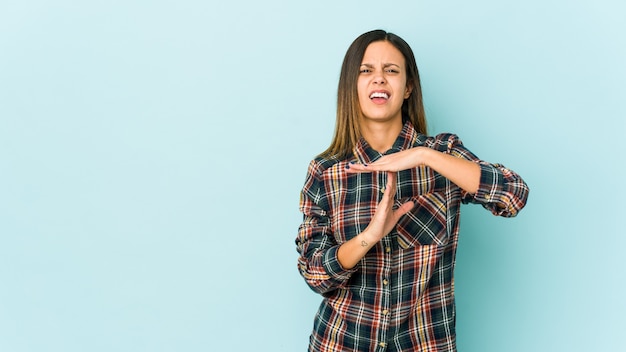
359, 64, 401, 74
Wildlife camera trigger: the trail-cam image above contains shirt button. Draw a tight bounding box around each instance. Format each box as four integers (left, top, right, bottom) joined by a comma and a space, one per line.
382, 309, 389, 316
383, 279, 389, 285
379, 342, 387, 348
385, 247, 391, 253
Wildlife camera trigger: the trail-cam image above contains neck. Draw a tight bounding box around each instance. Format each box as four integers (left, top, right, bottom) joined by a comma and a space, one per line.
360, 118, 403, 153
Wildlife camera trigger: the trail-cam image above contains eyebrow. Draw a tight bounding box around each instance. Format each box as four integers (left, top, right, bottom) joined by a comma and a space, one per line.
360, 63, 401, 68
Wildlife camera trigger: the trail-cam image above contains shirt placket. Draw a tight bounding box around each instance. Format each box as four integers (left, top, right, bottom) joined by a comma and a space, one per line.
375, 171, 392, 351
376, 235, 393, 351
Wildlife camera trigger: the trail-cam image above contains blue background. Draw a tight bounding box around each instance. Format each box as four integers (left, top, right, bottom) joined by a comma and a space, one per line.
1, 0, 624, 351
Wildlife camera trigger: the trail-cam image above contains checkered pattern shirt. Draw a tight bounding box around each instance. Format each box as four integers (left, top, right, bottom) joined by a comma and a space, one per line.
296, 122, 529, 351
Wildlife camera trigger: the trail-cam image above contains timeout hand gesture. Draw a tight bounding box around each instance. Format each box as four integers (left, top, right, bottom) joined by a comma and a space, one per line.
363, 171, 415, 243
346, 147, 426, 173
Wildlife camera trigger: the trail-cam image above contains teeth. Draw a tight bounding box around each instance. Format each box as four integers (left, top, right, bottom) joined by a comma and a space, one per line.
370, 92, 389, 99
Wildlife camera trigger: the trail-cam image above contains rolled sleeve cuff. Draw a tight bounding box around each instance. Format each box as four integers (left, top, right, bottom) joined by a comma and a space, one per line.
473, 163, 504, 203
322, 246, 358, 282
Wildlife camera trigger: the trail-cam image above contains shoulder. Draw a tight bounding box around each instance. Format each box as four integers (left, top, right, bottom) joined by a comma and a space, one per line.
418, 133, 463, 152
301, 155, 344, 208
306, 154, 343, 177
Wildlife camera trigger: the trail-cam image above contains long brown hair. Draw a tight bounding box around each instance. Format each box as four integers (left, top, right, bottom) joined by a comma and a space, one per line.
320, 29, 427, 159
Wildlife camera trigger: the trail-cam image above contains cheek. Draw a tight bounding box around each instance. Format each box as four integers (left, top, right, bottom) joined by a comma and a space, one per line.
356, 82, 369, 104
356, 80, 367, 97
394, 83, 409, 101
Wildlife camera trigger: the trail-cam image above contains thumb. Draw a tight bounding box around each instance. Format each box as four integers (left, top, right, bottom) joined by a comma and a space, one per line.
394, 200, 415, 219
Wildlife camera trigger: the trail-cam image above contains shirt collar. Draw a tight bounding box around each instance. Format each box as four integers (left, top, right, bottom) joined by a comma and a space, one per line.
353, 121, 426, 164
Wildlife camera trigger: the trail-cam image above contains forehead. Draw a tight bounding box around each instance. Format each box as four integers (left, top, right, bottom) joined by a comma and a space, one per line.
361, 41, 405, 65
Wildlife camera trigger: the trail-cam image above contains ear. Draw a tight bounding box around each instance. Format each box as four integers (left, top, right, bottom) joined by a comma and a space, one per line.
404, 83, 413, 99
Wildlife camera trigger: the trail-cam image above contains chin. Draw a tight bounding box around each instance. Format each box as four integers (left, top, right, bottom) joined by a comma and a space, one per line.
362, 113, 402, 123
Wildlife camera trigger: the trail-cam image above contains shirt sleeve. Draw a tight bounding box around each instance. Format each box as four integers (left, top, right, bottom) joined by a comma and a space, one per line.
445, 134, 530, 217
295, 160, 358, 295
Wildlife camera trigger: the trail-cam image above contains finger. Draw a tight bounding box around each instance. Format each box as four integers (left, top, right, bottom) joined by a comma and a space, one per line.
377, 174, 397, 213
394, 200, 415, 219
386, 172, 397, 194
380, 173, 398, 213
345, 163, 372, 173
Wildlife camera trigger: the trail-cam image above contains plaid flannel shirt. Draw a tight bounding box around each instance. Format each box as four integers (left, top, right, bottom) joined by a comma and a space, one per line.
296, 122, 529, 352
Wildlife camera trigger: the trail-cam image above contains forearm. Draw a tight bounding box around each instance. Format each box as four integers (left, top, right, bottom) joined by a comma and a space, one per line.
297, 213, 358, 294
336, 172, 414, 270
467, 163, 530, 216
297, 245, 356, 294
421, 147, 481, 194
337, 231, 378, 270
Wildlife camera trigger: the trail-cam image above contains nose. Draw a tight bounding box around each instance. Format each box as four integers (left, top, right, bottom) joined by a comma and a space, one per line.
373, 73, 386, 84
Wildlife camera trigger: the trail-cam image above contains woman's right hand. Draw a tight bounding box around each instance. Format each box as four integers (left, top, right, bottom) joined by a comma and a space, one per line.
362, 171, 415, 244
337, 171, 414, 269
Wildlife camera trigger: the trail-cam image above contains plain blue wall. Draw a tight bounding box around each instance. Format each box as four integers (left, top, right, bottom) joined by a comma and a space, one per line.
1, 1, 624, 351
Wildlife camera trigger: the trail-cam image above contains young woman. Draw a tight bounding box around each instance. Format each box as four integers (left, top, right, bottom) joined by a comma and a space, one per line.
295, 29, 529, 352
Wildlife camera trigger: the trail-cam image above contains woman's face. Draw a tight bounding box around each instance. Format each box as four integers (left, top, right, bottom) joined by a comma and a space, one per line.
357, 41, 412, 124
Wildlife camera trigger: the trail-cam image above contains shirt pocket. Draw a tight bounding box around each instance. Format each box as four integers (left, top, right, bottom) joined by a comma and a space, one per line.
395, 191, 449, 248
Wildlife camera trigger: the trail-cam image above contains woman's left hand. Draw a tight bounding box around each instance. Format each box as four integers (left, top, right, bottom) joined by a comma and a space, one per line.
346, 147, 427, 173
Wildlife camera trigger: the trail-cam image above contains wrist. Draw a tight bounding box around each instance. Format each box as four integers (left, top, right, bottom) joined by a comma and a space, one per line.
357, 230, 378, 249
415, 147, 431, 168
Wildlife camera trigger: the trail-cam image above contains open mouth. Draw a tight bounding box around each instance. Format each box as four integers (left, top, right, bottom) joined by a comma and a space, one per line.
370, 91, 390, 104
